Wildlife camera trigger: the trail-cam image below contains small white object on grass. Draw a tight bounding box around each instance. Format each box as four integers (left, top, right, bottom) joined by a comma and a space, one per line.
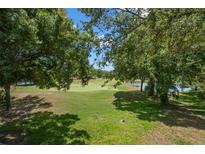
120, 119, 125, 124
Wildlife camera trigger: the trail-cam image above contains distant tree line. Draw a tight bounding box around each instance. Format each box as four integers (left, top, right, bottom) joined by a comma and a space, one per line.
89, 67, 113, 79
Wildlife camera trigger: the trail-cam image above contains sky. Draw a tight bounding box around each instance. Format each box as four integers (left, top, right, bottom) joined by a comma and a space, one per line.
66, 8, 113, 71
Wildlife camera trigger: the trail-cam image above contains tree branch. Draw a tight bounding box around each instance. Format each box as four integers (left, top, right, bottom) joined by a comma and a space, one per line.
118, 8, 145, 20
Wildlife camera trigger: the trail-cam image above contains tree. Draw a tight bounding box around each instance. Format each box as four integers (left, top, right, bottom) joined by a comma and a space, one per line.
145, 9, 205, 105
0, 9, 94, 110
81, 8, 205, 105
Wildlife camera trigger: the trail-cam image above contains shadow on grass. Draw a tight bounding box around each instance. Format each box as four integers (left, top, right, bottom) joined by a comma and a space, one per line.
0, 95, 53, 123
177, 93, 205, 111
0, 95, 89, 145
113, 91, 205, 130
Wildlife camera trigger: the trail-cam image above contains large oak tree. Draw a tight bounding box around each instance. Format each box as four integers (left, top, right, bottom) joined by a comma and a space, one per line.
0, 9, 95, 110
81, 8, 205, 105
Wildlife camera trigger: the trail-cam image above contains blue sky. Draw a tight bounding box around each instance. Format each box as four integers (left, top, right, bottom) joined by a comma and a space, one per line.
66, 8, 90, 28
66, 8, 113, 71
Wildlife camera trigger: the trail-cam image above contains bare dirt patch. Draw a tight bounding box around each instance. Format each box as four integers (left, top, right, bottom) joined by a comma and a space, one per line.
0, 92, 60, 123
144, 123, 205, 144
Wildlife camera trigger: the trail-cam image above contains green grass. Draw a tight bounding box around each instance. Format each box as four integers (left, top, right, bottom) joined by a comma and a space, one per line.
174, 137, 192, 145
13, 79, 127, 93
1, 79, 205, 144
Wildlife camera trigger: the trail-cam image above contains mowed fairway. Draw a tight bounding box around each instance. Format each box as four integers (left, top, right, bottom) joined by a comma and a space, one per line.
1, 79, 205, 144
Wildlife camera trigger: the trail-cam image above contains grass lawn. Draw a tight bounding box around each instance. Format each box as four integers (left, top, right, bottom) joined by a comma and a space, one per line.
0, 79, 205, 144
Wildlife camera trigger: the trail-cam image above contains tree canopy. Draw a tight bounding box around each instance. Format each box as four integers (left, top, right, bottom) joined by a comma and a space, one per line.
0, 9, 96, 110
80, 8, 205, 105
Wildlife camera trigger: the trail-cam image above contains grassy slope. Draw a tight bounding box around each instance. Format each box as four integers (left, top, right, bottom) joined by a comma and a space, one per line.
11, 80, 153, 144
1, 79, 205, 144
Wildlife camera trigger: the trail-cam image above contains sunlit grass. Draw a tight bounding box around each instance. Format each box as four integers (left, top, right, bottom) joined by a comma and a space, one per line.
1, 79, 205, 144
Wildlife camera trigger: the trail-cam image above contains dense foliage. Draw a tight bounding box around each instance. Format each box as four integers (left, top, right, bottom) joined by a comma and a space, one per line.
81, 8, 205, 105
0, 9, 96, 110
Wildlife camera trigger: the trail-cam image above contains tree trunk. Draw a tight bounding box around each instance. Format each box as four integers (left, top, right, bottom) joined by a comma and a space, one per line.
148, 82, 155, 96
4, 84, 11, 111
160, 93, 169, 106
195, 86, 198, 91
140, 79, 144, 92
154, 81, 157, 96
